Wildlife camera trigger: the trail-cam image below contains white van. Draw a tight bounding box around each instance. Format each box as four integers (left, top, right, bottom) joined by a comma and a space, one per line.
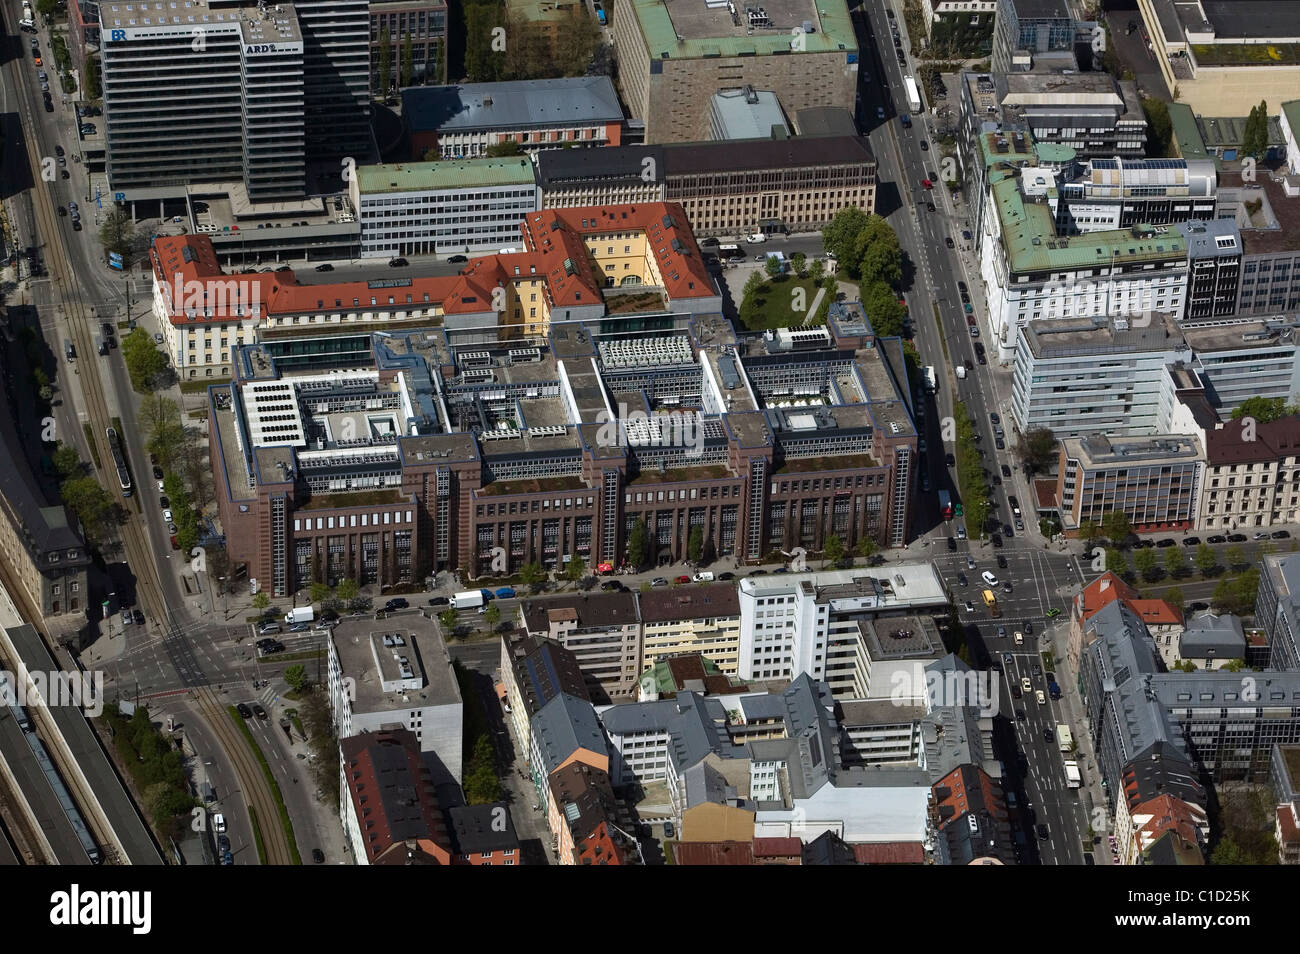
693, 571, 714, 582
745, 232, 766, 244
212, 812, 226, 834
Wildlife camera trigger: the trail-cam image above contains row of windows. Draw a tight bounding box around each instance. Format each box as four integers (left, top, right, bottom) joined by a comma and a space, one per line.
293, 510, 412, 531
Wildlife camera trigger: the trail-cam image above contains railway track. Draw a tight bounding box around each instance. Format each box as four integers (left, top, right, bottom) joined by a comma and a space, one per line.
14, 71, 293, 865
191, 688, 294, 865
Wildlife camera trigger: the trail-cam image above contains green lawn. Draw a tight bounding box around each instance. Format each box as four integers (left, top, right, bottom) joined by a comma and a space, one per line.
738, 275, 833, 331
1192, 43, 1300, 66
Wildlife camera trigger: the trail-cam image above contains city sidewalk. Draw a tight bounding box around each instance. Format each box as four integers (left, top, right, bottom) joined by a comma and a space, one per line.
1042, 618, 1117, 865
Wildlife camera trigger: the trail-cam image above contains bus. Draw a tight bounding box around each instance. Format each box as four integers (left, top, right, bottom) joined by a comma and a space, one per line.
982, 589, 1001, 617
718, 244, 745, 260
106, 427, 132, 497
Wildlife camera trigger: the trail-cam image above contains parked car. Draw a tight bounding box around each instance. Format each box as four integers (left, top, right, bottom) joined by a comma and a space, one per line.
997, 554, 1007, 569
1273, 529, 1292, 539
956, 572, 968, 587
1227, 533, 1248, 543
448, 255, 468, 263
314, 263, 334, 272
1156, 538, 1177, 547
384, 598, 409, 610
651, 577, 668, 587
674, 574, 690, 584
133, 609, 145, 625
1207, 535, 1226, 544
388, 257, 408, 268
718, 572, 735, 581
963, 600, 974, 613
427, 596, 449, 606
1182, 536, 1200, 546
236, 703, 253, 719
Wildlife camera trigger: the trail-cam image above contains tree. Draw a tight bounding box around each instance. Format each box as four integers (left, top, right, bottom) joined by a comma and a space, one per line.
1195, 542, 1218, 576
252, 591, 270, 612
1133, 547, 1158, 582
378, 27, 393, 94
1231, 396, 1296, 424
1102, 510, 1132, 545
99, 207, 136, 261
1141, 97, 1172, 157
139, 394, 184, 471
308, 582, 332, 605
84, 54, 101, 101
400, 32, 414, 88
1105, 547, 1128, 578
700, 536, 716, 567
485, 139, 523, 157
687, 525, 703, 564
821, 206, 871, 266
1164, 545, 1185, 579
484, 603, 501, 627
857, 534, 878, 561
1241, 100, 1269, 159
1078, 520, 1099, 549
790, 252, 807, 278
627, 517, 650, 569
464, 3, 506, 82
1213, 567, 1260, 615
464, 735, 501, 804
284, 665, 308, 692
854, 215, 903, 288
824, 533, 845, 569
52, 443, 82, 480
1021, 427, 1057, 475
60, 475, 116, 546
861, 281, 907, 337
36, 0, 56, 19
1225, 544, 1246, 569
336, 578, 359, 605
438, 609, 458, 633
121, 328, 168, 393
564, 554, 586, 582
1164, 586, 1184, 614
519, 561, 546, 591
809, 257, 826, 285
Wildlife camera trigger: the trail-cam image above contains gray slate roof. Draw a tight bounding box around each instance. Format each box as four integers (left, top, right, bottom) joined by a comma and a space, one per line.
402, 77, 622, 134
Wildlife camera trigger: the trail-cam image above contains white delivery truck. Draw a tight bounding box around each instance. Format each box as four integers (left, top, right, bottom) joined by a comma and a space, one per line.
955, 364, 966, 380
451, 590, 485, 610
1063, 760, 1082, 788
284, 606, 315, 624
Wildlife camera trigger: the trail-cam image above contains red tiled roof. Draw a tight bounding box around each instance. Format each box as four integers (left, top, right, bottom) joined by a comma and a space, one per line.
1277, 805, 1300, 846
752, 837, 803, 858
672, 841, 756, 865
152, 202, 714, 328
1078, 573, 1182, 626
851, 842, 925, 865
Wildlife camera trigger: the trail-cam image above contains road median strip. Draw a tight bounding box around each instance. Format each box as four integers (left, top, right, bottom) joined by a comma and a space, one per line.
226, 705, 301, 864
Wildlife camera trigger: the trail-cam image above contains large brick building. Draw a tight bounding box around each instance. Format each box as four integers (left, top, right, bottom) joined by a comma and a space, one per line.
209, 300, 916, 598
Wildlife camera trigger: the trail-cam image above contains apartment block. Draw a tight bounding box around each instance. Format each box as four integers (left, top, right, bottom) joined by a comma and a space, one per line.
528, 693, 610, 814
499, 632, 590, 755
325, 616, 463, 782
613, 0, 857, 144
991, 0, 1075, 73
1198, 416, 1300, 533
1255, 553, 1300, 671
519, 593, 642, 703
340, 728, 453, 864
637, 585, 742, 676
1056, 434, 1203, 532
352, 158, 541, 258
1181, 320, 1300, 417
401, 78, 623, 159
447, 803, 521, 865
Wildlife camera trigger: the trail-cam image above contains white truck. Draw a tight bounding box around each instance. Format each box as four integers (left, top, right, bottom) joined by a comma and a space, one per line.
284, 606, 315, 625
904, 75, 922, 113
955, 365, 967, 380
451, 589, 484, 610
922, 365, 937, 393
1063, 760, 1082, 789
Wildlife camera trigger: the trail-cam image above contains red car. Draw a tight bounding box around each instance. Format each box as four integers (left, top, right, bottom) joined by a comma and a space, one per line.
922, 179, 933, 190
674, 575, 691, 584
169, 534, 180, 550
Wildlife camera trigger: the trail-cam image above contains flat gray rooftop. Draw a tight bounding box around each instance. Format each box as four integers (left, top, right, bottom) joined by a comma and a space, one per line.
330, 614, 460, 713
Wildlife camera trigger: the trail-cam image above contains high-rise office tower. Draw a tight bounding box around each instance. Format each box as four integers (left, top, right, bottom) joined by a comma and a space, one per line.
100, 0, 305, 203
278, 0, 372, 158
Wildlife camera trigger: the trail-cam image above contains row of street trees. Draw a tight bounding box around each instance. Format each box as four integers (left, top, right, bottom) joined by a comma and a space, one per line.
820, 207, 906, 337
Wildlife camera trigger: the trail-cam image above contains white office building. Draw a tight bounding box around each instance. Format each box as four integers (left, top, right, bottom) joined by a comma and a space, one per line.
979, 168, 1189, 361
100, 0, 305, 204
1011, 313, 1192, 439
736, 564, 949, 692
352, 158, 541, 258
